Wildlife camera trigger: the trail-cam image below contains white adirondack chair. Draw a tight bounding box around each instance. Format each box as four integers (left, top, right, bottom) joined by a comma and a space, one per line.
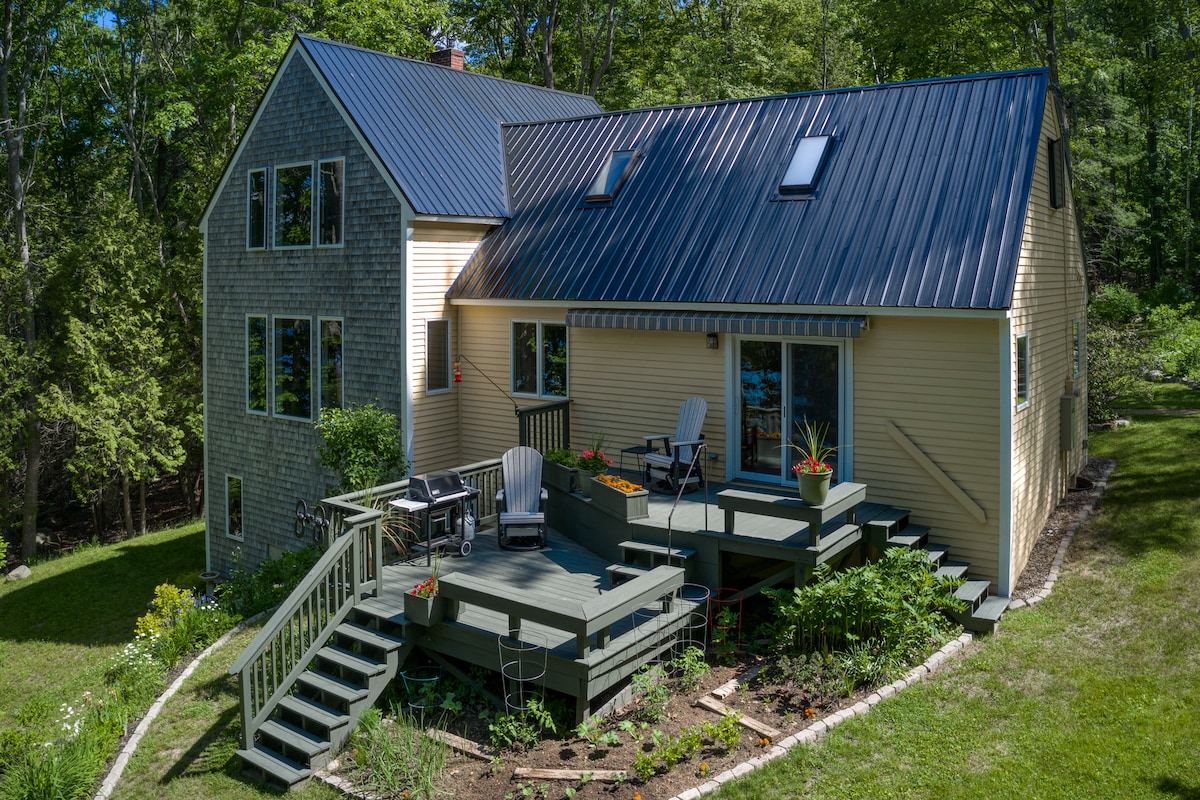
496, 446, 548, 550
643, 397, 707, 492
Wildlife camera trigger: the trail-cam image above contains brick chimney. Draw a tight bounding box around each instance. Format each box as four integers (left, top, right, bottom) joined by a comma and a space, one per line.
428, 48, 464, 70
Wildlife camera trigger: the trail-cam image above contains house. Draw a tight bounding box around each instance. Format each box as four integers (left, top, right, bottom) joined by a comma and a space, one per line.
201, 34, 1087, 601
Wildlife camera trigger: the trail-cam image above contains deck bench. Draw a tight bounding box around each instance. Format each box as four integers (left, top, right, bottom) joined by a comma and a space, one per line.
438, 565, 685, 659
716, 482, 867, 546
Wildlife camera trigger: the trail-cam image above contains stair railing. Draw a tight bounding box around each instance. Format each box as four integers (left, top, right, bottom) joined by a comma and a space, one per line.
228, 508, 383, 747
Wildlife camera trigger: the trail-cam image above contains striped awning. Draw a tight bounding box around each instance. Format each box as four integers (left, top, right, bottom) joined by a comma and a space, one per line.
565, 309, 867, 338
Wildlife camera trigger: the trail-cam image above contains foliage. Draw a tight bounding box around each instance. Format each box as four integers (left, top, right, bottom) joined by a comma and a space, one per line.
315, 403, 408, 492
765, 548, 963, 668
1146, 304, 1200, 383
218, 545, 323, 616
135, 583, 196, 638
346, 706, 448, 799
631, 664, 671, 723
0, 727, 108, 800
1089, 284, 1143, 325
488, 698, 557, 750
576, 435, 613, 473
785, 418, 836, 475
544, 447, 578, 467
1086, 320, 1152, 423
409, 554, 441, 597
669, 645, 711, 693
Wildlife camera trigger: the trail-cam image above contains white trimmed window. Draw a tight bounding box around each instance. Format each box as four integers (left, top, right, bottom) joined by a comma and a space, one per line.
274, 316, 313, 419
427, 318, 451, 394
1049, 138, 1065, 209
512, 321, 567, 398
226, 475, 244, 540
247, 315, 268, 413
319, 318, 344, 410
247, 169, 267, 249
1072, 319, 1083, 379
1016, 332, 1030, 410
318, 159, 344, 246
274, 163, 314, 248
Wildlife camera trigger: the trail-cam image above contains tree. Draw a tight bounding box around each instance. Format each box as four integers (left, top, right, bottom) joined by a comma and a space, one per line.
315, 404, 408, 493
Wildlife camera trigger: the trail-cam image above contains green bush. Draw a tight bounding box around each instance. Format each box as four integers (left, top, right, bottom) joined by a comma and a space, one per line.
315, 403, 407, 492
766, 548, 963, 669
219, 545, 322, 616
346, 707, 447, 799
1090, 283, 1142, 325
0, 729, 107, 800
1087, 320, 1152, 423
1146, 304, 1200, 381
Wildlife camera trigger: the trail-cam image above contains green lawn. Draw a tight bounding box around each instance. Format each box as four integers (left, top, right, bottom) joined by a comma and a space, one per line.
0, 522, 207, 724
1116, 379, 1200, 411
714, 413, 1200, 800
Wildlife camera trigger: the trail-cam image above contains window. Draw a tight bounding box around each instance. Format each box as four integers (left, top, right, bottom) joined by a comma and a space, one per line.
427, 319, 451, 393
780, 135, 833, 194
1016, 332, 1030, 410
275, 163, 313, 247
512, 321, 567, 397
1073, 319, 1083, 379
585, 150, 639, 203
1049, 138, 1065, 209
247, 169, 267, 249
318, 159, 344, 246
247, 315, 267, 413
226, 475, 244, 540
319, 318, 343, 410
274, 316, 312, 419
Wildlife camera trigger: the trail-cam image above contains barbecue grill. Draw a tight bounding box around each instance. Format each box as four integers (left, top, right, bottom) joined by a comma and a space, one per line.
391, 470, 479, 561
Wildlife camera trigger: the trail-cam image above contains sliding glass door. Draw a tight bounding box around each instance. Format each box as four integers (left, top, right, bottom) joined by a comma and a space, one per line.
737, 339, 842, 484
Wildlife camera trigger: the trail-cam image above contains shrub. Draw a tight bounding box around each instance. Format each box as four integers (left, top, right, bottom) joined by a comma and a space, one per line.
766, 548, 963, 670
134, 583, 194, 639
315, 403, 407, 492
1146, 304, 1200, 381
219, 545, 322, 616
1087, 320, 1152, 423
0, 729, 107, 800
1090, 283, 1141, 325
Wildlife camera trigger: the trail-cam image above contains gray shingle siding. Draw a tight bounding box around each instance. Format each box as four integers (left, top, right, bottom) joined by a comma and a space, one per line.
205, 56, 409, 575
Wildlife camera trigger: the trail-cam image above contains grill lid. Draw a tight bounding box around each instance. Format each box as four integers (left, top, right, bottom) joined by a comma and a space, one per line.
408, 470, 468, 503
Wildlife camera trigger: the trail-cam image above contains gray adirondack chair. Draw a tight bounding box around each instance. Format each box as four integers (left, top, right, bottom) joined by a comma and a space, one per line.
496, 446, 548, 550
643, 397, 707, 492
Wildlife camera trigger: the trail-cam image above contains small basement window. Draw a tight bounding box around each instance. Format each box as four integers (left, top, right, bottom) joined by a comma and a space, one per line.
586, 149, 639, 203
780, 135, 833, 194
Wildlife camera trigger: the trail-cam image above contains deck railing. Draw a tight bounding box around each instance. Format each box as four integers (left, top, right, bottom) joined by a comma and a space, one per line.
229, 457, 507, 745
228, 511, 382, 746
517, 398, 572, 452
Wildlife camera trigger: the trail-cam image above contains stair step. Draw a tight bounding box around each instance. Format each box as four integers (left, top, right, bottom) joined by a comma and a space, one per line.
296, 670, 369, 708
317, 645, 387, 679
972, 595, 1008, 623
856, 503, 911, 534
919, 543, 951, 565
276, 695, 351, 736
618, 540, 696, 561
336, 621, 405, 654
237, 745, 310, 789
933, 561, 970, 580
885, 525, 930, 549
954, 580, 991, 612
258, 719, 331, 764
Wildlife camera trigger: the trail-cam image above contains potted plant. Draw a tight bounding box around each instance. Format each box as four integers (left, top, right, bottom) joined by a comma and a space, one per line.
403, 556, 444, 626
590, 474, 650, 520
576, 436, 613, 498
542, 447, 580, 493
786, 419, 837, 505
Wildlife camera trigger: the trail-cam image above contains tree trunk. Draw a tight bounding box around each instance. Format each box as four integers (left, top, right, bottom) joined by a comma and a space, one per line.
139, 479, 147, 536
121, 472, 134, 537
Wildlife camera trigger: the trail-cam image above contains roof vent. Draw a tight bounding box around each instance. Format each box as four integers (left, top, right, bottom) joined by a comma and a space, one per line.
428, 48, 465, 70
585, 149, 640, 203
779, 135, 833, 194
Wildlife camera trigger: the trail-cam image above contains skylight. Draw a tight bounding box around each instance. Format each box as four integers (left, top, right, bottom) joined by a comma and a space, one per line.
586, 149, 640, 203
779, 135, 833, 194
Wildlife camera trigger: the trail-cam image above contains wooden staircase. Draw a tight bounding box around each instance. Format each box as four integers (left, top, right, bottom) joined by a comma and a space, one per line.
858, 504, 1008, 633
236, 613, 414, 789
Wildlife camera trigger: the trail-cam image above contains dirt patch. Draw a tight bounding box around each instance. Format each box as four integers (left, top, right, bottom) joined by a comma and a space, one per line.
326, 458, 1113, 800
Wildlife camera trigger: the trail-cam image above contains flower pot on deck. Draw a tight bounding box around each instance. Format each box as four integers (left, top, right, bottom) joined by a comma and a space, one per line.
797, 471, 832, 505
589, 476, 649, 521
542, 460, 579, 494
404, 593, 446, 627
580, 470, 606, 498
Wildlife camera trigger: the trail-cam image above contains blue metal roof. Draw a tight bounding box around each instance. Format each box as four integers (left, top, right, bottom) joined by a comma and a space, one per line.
449, 69, 1050, 310
298, 35, 602, 219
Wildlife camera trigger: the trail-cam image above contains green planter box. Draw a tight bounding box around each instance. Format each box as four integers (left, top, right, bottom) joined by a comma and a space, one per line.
404, 593, 446, 627
542, 460, 579, 494
588, 477, 649, 521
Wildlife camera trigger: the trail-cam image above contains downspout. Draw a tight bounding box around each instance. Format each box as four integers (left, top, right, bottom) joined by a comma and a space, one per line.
998, 316, 1014, 597
403, 225, 416, 473
201, 218, 211, 573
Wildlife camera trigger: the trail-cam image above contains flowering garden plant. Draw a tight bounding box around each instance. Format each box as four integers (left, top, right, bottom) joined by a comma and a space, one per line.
595, 474, 643, 493
409, 555, 440, 597
577, 436, 613, 473
786, 419, 836, 475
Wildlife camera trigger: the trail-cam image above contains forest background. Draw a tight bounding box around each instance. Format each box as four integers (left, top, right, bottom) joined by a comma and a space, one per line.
1, 0, 1195, 561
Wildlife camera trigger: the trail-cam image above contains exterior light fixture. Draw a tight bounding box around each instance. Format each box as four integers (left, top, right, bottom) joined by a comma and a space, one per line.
706, 333, 719, 350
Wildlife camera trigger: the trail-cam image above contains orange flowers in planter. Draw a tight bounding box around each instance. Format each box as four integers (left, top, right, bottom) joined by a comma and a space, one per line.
595, 474, 643, 493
